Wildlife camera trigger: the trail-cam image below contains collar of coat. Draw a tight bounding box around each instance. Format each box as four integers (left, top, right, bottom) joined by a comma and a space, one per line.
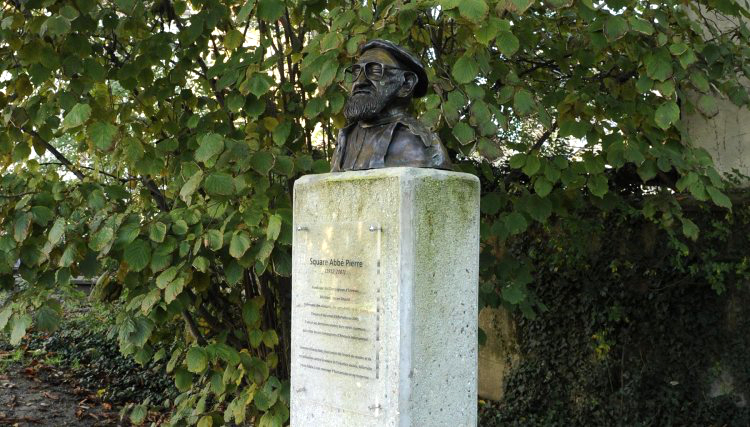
343, 113, 438, 147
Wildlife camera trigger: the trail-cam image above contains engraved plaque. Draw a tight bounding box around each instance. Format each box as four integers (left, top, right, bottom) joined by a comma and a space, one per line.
292, 221, 384, 416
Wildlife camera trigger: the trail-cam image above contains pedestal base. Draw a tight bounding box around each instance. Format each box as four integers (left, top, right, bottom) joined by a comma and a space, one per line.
291, 168, 479, 427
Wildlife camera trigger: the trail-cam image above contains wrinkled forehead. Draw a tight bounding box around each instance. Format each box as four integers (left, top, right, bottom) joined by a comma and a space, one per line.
356, 47, 401, 67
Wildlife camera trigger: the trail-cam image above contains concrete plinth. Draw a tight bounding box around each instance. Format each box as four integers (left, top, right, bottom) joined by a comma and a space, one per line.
290, 168, 480, 427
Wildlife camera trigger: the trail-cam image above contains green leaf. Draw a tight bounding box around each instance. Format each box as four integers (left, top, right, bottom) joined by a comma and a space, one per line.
204, 173, 235, 196
439, 0, 460, 9
224, 29, 244, 51
654, 101, 679, 130
59, 5, 79, 19
35, 306, 60, 332
509, 153, 526, 169
249, 329, 264, 347
140, 289, 161, 314
48, 218, 65, 245
645, 50, 673, 82
225, 260, 244, 285
458, 0, 489, 23
123, 137, 144, 165
89, 227, 114, 252
31, 206, 53, 226
452, 54, 479, 84
243, 301, 261, 327
0, 306, 12, 330
522, 155, 541, 176
669, 42, 688, 56
637, 159, 658, 182
697, 95, 719, 118
227, 93, 245, 113
604, 15, 628, 42
125, 239, 151, 272
513, 89, 535, 116
195, 133, 225, 164
206, 229, 224, 251
303, 98, 326, 119
165, 278, 184, 304
505, 212, 528, 235
129, 405, 147, 425
398, 9, 418, 28
587, 174, 609, 198
10, 314, 31, 345
452, 122, 475, 145
211, 372, 226, 395
175, 367, 194, 392
510, 0, 534, 13
156, 266, 178, 289
230, 232, 252, 259
635, 75, 653, 94
690, 72, 710, 93
706, 186, 732, 209
502, 284, 526, 304
481, 192, 504, 215
248, 74, 273, 98
193, 256, 209, 273
497, 31, 520, 57
180, 170, 204, 204
262, 330, 279, 348
254, 381, 277, 411
628, 16, 654, 35
682, 218, 699, 240
266, 214, 282, 241
62, 103, 91, 130
89, 122, 118, 151
59, 244, 77, 267
251, 151, 275, 174
88, 190, 106, 210
172, 219, 188, 235
476, 19, 500, 45
237, 0, 257, 22
44, 15, 71, 37
534, 177, 553, 197
198, 415, 213, 427
14, 212, 32, 243
272, 121, 292, 146
257, 0, 284, 21
149, 222, 167, 243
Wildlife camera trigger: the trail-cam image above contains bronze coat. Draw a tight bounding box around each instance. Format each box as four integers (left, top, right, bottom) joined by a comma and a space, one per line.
330, 114, 452, 172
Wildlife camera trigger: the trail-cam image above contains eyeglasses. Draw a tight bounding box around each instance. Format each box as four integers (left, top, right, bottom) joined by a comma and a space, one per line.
344, 62, 409, 83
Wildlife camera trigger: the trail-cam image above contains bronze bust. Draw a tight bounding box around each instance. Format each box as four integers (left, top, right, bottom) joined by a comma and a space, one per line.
330, 39, 452, 172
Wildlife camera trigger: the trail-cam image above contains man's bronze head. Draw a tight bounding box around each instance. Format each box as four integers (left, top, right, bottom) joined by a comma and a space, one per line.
344, 40, 428, 123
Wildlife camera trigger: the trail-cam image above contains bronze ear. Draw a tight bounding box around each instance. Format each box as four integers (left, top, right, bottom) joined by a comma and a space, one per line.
398, 71, 418, 98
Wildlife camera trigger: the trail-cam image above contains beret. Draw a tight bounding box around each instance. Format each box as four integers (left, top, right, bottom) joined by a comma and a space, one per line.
359, 39, 429, 98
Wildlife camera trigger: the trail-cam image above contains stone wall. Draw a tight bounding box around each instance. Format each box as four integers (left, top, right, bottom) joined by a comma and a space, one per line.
684, 4, 750, 181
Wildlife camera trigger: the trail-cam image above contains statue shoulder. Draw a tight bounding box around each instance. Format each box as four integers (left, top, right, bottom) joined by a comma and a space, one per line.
396, 116, 440, 148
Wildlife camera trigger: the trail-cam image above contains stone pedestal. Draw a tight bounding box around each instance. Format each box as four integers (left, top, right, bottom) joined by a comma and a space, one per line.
290, 168, 479, 427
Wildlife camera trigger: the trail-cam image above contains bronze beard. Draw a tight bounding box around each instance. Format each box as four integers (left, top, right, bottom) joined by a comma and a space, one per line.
343, 78, 402, 123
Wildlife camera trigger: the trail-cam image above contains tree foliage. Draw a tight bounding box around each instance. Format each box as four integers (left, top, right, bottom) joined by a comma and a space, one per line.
0, 0, 748, 424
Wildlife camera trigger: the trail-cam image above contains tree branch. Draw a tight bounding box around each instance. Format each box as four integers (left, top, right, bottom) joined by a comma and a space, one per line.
529, 121, 558, 152
181, 309, 208, 346
0, 191, 38, 198
20, 127, 85, 180
142, 177, 170, 212
39, 162, 137, 183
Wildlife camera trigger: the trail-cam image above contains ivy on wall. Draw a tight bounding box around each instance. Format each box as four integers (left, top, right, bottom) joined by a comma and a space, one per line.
480, 187, 750, 425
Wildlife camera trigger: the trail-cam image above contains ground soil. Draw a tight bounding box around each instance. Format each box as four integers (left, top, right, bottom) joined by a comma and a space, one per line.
0, 360, 124, 427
